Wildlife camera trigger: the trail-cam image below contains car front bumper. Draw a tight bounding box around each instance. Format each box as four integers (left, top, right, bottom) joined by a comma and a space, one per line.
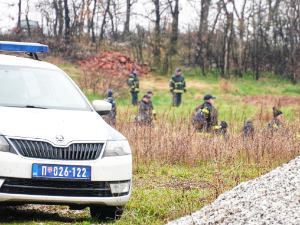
0, 152, 132, 206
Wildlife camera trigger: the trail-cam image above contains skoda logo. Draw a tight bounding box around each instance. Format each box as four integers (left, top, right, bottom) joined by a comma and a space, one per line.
55, 135, 64, 143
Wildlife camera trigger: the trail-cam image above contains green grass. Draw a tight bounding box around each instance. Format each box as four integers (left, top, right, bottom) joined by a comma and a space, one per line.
5, 60, 296, 224
0, 158, 286, 225
0, 157, 283, 225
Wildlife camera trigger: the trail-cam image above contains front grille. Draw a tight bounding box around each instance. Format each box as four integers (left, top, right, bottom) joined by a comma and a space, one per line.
10, 139, 103, 160
0, 178, 129, 197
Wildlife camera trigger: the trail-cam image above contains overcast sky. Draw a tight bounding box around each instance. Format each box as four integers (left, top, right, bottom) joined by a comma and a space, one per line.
0, 0, 239, 33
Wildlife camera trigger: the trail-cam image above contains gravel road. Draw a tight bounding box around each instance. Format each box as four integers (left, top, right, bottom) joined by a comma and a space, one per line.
167, 156, 300, 225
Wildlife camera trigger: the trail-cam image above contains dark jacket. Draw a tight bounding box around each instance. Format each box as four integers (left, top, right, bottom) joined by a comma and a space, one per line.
104, 96, 116, 113
217, 128, 229, 140
148, 98, 156, 116
267, 118, 284, 130
199, 102, 218, 132
128, 73, 139, 93
170, 74, 186, 93
136, 100, 150, 121
242, 123, 254, 135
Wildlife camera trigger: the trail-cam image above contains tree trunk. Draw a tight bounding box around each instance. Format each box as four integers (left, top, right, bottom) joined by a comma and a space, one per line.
25, 0, 31, 37
169, 0, 179, 56
17, 0, 21, 34
108, 10, 115, 40
163, 0, 179, 74
91, 0, 97, 43
195, 0, 211, 76
58, 0, 64, 36
233, 0, 247, 78
100, 0, 110, 42
79, 0, 86, 37
87, 0, 92, 36
266, 0, 282, 31
153, 0, 161, 67
64, 0, 70, 44
53, 0, 59, 37
221, 4, 233, 79
123, 0, 131, 37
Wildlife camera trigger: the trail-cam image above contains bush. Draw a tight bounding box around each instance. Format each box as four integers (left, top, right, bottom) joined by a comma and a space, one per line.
78, 67, 127, 95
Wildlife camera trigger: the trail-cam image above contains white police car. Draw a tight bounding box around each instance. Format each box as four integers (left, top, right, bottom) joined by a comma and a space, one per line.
0, 41, 132, 219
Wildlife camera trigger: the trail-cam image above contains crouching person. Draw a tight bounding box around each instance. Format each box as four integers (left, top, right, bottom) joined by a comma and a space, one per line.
267, 107, 284, 131
218, 121, 229, 140
242, 118, 254, 137
135, 95, 152, 127
102, 90, 117, 125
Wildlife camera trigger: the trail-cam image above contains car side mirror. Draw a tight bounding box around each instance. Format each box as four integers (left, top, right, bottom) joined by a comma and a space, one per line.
92, 100, 111, 115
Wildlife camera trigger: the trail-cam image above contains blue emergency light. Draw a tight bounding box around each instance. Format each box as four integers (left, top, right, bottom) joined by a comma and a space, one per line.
0, 41, 48, 53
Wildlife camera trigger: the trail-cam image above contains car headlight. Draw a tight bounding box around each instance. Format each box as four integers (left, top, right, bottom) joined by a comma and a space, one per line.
0, 136, 10, 152
103, 140, 131, 157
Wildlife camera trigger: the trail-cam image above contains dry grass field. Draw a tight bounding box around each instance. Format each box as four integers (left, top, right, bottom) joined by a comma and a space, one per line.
2, 60, 300, 224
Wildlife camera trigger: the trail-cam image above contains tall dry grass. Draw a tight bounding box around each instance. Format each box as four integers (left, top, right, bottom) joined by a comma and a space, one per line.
218, 78, 239, 93
114, 110, 300, 204
115, 111, 300, 168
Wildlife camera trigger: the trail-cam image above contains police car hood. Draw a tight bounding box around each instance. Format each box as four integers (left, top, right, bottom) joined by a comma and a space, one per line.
0, 107, 125, 146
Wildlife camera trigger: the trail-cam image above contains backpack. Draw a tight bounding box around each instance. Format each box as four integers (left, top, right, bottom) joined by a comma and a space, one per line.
191, 106, 205, 130
126, 78, 131, 86
127, 74, 133, 86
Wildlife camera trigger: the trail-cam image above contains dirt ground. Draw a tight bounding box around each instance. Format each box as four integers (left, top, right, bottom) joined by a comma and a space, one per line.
242, 95, 300, 107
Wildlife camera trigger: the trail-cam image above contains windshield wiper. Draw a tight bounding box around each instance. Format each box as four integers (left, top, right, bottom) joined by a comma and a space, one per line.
26, 105, 48, 109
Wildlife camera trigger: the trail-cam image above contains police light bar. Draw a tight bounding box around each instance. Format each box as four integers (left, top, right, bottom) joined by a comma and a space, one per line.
0, 41, 48, 53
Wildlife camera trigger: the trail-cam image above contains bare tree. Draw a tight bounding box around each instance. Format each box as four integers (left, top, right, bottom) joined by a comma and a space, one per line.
56, 0, 64, 37
232, 0, 247, 77
218, 0, 234, 78
168, 0, 179, 56
91, 0, 97, 43
25, 0, 31, 37
53, 0, 59, 37
123, 0, 137, 38
17, 0, 22, 34
100, 0, 111, 42
152, 0, 161, 67
64, 0, 70, 44
195, 0, 211, 76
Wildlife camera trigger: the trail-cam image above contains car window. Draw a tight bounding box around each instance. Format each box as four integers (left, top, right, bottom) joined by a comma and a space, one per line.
20, 21, 39, 28
0, 65, 92, 111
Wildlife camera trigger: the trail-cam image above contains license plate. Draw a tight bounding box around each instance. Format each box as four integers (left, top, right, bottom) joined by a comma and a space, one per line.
32, 164, 91, 179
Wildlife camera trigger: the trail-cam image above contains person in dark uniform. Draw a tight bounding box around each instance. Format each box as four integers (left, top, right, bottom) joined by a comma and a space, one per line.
135, 95, 151, 126
147, 91, 157, 120
102, 90, 117, 125
218, 121, 229, 140
267, 107, 284, 131
242, 118, 254, 136
170, 68, 186, 107
127, 67, 139, 106
192, 94, 219, 134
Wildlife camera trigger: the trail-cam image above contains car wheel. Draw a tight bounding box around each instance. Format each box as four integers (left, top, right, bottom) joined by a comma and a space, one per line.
90, 205, 124, 220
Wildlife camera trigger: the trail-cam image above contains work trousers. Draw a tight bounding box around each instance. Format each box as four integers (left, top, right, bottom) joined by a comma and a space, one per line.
172, 93, 182, 107
131, 92, 138, 105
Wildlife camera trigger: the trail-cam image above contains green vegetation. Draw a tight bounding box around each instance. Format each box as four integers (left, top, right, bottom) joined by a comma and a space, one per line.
0, 160, 285, 225
4, 60, 297, 225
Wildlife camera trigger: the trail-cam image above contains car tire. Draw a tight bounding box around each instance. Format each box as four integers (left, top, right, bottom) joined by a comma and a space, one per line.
90, 205, 124, 220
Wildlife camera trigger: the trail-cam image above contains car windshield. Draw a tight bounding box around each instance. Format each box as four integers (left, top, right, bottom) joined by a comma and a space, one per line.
0, 65, 92, 111
20, 21, 39, 28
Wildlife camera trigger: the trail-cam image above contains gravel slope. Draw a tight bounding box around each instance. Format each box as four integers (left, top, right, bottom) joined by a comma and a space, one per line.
167, 157, 300, 225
